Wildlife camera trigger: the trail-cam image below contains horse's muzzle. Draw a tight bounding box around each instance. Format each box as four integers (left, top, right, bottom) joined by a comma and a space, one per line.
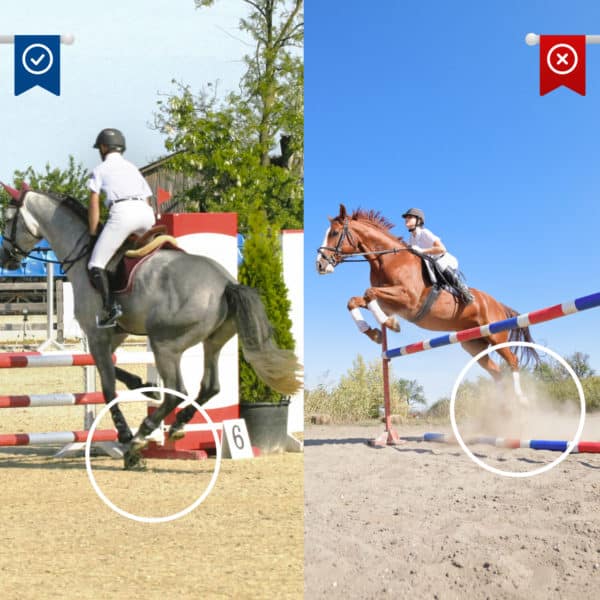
316, 257, 335, 275
0, 246, 21, 271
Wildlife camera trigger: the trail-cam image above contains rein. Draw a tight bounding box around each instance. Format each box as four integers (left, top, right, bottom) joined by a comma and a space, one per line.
2, 196, 93, 274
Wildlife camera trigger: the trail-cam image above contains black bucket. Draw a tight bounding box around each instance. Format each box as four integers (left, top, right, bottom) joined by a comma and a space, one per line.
239, 399, 290, 453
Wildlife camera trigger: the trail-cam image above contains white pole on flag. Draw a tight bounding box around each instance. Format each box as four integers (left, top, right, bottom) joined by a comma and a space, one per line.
525, 33, 600, 46
0, 34, 75, 44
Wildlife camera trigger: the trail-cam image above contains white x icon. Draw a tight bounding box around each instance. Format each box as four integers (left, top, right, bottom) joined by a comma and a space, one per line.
546, 43, 579, 75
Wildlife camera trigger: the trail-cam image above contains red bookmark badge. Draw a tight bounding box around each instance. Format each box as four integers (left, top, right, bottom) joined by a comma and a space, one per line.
540, 35, 586, 95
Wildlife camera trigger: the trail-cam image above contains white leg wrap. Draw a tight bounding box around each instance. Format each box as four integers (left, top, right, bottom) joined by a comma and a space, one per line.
512, 372, 523, 397
512, 372, 529, 406
367, 299, 388, 326
350, 307, 370, 333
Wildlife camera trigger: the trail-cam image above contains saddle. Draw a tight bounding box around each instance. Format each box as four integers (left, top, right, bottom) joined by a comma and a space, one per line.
103, 225, 181, 294
409, 250, 460, 322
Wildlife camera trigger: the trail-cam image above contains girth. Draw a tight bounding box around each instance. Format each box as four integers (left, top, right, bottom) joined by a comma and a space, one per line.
409, 286, 442, 323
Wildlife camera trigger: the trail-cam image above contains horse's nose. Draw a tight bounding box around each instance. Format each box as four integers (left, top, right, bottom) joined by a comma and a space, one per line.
316, 257, 334, 275
315, 257, 326, 274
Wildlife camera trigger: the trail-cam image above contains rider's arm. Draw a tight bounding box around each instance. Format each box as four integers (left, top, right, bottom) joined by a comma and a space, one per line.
88, 192, 101, 235
424, 239, 446, 256
414, 230, 446, 256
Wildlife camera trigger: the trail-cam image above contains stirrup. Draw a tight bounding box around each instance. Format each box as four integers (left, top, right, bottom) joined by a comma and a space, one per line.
96, 305, 123, 329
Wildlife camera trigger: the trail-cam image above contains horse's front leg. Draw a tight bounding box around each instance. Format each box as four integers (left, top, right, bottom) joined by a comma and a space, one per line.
347, 296, 384, 344
87, 332, 133, 444
363, 288, 401, 333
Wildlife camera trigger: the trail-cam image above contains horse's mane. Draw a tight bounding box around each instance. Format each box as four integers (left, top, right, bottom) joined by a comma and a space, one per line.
347, 208, 406, 244
350, 208, 395, 231
43, 191, 89, 225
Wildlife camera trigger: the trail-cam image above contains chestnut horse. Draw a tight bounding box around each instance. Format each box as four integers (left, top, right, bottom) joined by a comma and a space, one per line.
316, 205, 538, 401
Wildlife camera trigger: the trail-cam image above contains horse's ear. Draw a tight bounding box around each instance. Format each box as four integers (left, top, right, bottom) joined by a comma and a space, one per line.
339, 204, 347, 218
1, 181, 21, 201
327, 216, 333, 223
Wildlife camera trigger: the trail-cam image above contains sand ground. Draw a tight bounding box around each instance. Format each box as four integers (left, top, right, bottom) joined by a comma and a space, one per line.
304, 417, 600, 599
0, 352, 303, 599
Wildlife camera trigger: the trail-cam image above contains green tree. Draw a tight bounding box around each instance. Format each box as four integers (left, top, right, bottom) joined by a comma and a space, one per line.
566, 351, 595, 379
394, 378, 426, 408
533, 358, 568, 383
153, 0, 303, 233
238, 206, 295, 402
12, 156, 89, 200
0, 156, 89, 229
305, 356, 428, 422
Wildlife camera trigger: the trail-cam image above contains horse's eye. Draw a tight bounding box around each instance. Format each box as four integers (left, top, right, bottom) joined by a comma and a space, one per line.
330, 230, 339, 238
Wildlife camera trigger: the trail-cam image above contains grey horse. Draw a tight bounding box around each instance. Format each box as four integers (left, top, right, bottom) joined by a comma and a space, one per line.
0, 187, 302, 468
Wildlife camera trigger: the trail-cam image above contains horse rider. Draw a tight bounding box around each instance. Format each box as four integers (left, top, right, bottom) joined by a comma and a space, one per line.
87, 128, 156, 327
402, 208, 474, 304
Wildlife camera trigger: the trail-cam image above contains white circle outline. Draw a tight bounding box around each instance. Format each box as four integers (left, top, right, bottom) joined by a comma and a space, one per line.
546, 43, 578, 76
85, 386, 222, 523
450, 341, 586, 478
22, 43, 54, 76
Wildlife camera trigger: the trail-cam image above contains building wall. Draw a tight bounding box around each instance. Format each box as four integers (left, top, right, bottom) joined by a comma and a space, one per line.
282, 230, 304, 434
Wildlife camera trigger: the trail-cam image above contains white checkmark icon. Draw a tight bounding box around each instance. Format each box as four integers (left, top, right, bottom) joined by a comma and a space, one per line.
22, 43, 54, 76
30, 53, 46, 66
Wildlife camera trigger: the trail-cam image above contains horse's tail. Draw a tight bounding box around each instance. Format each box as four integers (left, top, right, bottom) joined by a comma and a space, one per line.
225, 282, 303, 395
502, 304, 540, 367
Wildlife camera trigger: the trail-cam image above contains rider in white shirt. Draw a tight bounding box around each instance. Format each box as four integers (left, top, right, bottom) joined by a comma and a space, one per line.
87, 128, 156, 327
402, 208, 473, 304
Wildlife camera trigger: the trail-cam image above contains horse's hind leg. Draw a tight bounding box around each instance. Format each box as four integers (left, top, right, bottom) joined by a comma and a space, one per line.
458, 339, 510, 421
493, 343, 529, 408
125, 344, 187, 469
461, 339, 503, 382
461, 338, 528, 418
169, 331, 233, 440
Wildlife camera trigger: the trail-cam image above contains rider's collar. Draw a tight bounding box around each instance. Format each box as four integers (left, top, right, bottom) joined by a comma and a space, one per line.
102, 151, 123, 163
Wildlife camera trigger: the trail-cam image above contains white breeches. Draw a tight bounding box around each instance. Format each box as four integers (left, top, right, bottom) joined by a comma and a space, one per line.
88, 201, 155, 269
434, 252, 458, 271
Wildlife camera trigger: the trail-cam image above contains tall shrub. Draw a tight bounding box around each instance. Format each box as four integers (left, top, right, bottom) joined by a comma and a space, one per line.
238, 206, 295, 402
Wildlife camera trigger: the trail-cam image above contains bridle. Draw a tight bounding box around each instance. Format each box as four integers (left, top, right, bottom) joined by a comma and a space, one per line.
317, 217, 357, 266
1, 197, 38, 263
2, 195, 93, 274
317, 216, 408, 266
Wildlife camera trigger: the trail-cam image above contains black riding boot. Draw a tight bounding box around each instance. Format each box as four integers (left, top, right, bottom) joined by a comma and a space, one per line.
89, 267, 123, 328
443, 268, 474, 305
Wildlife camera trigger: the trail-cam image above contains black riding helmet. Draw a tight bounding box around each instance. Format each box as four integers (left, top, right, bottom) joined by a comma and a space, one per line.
93, 128, 126, 152
402, 207, 425, 226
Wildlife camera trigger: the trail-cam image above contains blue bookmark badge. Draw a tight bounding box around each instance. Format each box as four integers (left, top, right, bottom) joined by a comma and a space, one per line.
15, 35, 61, 95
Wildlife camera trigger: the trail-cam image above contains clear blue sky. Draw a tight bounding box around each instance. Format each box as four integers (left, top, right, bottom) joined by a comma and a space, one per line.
0, 0, 250, 177
305, 1, 600, 404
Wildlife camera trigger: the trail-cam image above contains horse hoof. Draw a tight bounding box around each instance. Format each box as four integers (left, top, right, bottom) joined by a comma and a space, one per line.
384, 317, 400, 332
130, 435, 150, 453
168, 423, 186, 440
124, 449, 147, 471
365, 328, 382, 344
